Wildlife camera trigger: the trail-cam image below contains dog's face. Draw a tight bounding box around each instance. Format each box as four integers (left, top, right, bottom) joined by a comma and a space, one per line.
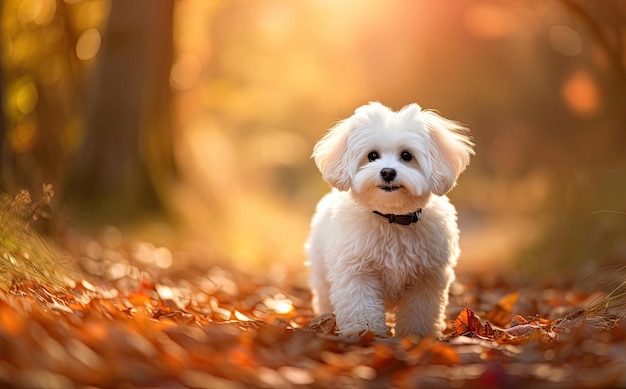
313, 102, 474, 214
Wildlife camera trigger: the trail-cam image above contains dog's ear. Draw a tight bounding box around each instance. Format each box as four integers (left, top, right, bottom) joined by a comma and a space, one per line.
421, 111, 475, 195
312, 119, 352, 191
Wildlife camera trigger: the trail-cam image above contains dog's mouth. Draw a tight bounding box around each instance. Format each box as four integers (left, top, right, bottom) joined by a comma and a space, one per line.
379, 185, 401, 192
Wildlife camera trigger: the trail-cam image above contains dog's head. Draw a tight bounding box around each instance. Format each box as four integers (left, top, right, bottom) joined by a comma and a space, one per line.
312, 102, 474, 213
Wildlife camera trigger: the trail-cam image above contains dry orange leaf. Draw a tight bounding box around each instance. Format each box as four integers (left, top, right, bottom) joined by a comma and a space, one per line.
500, 324, 543, 345
128, 290, 154, 307
485, 292, 519, 327
455, 306, 483, 336
304, 313, 337, 335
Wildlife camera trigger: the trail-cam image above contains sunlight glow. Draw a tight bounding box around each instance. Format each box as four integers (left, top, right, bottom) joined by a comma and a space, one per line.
463, 3, 515, 39
263, 294, 294, 314
234, 310, 253, 321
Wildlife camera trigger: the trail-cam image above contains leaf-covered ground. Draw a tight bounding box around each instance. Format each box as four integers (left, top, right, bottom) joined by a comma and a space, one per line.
1, 226, 625, 389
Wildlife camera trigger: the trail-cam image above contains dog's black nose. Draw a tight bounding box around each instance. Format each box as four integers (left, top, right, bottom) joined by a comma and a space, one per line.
380, 168, 396, 182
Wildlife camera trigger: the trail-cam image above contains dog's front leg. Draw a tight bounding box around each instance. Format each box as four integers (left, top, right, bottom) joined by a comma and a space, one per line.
394, 267, 453, 338
329, 271, 390, 337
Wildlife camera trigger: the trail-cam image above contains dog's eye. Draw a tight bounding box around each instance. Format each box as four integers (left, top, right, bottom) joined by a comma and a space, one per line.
367, 151, 379, 162
400, 151, 413, 161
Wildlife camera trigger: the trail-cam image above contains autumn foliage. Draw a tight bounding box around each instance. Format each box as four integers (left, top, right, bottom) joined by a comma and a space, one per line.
1, 232, 625, 388
0, 188, 623, 388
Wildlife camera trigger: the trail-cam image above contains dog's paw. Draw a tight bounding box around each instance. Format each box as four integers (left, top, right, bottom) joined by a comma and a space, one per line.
338, 324, 369, 338
339, 322, 391, 338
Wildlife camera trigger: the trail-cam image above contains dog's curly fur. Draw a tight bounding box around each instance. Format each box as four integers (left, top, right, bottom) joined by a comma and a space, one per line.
305, 102, 474, 337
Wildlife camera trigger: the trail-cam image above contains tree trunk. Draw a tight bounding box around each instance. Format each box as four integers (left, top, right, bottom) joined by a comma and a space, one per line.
64, 0, 175, 222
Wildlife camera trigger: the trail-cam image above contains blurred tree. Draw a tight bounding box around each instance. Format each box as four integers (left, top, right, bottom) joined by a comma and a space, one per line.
0, 0, 79, 195
1, 0, 176, 223
64, 0, 176, 221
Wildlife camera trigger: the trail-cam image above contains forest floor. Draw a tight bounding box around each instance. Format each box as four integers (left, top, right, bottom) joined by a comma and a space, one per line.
1, 192, 625, 388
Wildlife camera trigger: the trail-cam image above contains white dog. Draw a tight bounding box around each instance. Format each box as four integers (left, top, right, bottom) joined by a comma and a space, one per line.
305, 102, 474, 338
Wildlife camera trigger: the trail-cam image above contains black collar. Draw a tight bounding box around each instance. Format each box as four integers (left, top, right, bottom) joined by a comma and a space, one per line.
373, 209, 422, 225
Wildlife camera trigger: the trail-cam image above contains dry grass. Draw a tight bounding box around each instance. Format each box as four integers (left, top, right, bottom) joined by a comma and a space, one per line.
583, 266, 626, 330
0, 184, 68, 291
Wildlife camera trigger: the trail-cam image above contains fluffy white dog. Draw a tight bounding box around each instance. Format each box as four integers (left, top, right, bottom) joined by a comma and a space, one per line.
305, 102, 474, 338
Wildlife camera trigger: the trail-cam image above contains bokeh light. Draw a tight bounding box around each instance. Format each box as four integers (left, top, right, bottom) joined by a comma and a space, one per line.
549, 25, 583, 56
75, 28, 101, 61
562, 69, 601, 115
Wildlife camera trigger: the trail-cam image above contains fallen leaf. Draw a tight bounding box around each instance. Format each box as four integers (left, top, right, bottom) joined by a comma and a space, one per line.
304, 313, 337, 335
499, 324, 543, 345
485, 292, 519, 327
455, 306, 483, 336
